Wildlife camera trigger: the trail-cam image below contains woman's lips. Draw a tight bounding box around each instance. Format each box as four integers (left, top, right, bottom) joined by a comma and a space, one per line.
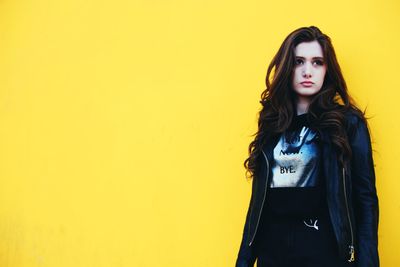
301, 81, 314, 87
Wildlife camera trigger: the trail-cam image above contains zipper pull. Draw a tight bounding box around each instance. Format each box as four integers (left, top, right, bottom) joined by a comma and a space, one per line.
348, 245, 355, 262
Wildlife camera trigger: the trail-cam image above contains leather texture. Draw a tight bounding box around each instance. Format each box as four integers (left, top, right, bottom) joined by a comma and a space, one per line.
235, 110, 379, 267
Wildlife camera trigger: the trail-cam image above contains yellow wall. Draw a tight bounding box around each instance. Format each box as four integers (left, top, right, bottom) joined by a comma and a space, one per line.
0, 0, 398, 266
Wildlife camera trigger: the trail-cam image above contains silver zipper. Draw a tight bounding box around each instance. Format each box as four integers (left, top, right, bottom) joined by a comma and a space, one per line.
248, 150, 270, 246
342, 166, 355, 262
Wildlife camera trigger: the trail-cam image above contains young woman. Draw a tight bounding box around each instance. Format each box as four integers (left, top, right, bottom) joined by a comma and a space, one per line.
235, 26, 379, 267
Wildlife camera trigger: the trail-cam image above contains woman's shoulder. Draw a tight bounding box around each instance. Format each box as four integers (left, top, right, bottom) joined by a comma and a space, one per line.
340, 106, 369, 137
343, 108, 363, 124
334, 104, 365, 123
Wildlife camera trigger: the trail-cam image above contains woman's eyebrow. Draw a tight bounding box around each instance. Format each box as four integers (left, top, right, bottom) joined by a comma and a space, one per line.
295, 56, 324, 60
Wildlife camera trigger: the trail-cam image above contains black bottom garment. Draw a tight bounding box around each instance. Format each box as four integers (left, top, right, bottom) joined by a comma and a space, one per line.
253, 209, 355, 267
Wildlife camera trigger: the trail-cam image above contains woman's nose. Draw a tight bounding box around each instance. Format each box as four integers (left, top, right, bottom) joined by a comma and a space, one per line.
302, 63, 312, 78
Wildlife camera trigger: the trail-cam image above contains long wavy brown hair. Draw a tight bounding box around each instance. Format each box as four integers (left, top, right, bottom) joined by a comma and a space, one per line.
244, 25, 370, 180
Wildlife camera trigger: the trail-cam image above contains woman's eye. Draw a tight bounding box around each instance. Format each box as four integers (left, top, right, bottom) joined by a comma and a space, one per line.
314, 60, 324, 66
295, 59, 303, 65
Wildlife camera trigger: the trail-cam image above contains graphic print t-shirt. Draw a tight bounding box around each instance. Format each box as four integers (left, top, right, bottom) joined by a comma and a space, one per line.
264, 113, 326, 217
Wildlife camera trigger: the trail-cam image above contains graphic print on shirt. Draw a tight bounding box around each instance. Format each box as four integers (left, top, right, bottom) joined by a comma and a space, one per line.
270, 125, 320, 188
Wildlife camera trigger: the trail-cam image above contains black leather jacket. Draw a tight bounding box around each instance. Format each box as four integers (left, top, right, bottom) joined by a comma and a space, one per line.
236, 111, 379, 267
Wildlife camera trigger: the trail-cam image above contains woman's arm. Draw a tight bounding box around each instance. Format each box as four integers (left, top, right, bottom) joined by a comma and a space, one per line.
235, 178, 257, 267
348, 114, 380, 267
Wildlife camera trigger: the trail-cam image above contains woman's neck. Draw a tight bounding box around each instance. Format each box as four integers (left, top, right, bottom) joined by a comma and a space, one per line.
295, 96, 310, 115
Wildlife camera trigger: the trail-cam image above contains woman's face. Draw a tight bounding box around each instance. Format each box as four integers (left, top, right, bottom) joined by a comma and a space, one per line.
291, 40, 327, 100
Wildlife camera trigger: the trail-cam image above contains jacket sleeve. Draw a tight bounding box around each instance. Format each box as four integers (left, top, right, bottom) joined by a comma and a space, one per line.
348, 115, 380, 267
235, 177, 257, 267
